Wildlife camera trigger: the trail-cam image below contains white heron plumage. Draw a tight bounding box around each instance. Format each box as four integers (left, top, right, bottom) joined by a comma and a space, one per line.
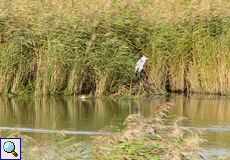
135, 56, 148, 78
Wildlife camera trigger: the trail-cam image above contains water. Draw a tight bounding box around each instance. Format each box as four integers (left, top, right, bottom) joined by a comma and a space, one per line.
0, 94, 230, 158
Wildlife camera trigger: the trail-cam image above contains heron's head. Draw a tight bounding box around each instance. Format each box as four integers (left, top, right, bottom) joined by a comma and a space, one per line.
141, 56, 148, 60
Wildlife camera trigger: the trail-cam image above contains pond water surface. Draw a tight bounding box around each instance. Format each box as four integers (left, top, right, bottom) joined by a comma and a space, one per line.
0, 94, 230, 158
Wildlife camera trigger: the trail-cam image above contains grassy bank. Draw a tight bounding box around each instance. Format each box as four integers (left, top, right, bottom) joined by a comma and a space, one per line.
0, 0, 230, 96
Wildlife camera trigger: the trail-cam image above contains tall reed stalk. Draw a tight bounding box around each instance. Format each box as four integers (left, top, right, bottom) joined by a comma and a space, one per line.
1, 0, 230, 96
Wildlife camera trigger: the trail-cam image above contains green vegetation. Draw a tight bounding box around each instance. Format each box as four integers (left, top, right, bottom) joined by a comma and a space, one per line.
1, 0, 230, 96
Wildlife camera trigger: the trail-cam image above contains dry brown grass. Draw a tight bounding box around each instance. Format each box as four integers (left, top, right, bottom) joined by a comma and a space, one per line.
92, 102, 207, 159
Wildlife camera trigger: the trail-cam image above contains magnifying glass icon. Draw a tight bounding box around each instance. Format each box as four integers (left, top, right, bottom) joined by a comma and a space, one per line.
3, 141, 18, 157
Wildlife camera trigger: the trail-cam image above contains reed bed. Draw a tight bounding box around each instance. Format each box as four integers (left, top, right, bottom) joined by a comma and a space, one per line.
92, 102, 209, 159
1, 0, 230, 96
2, 102, 224, 159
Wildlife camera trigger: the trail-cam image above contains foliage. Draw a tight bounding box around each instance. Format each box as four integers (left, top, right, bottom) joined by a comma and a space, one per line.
1, 0, 230, 96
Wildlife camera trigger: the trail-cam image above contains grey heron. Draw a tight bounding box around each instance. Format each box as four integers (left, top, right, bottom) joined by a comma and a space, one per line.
135, 56, 148, 78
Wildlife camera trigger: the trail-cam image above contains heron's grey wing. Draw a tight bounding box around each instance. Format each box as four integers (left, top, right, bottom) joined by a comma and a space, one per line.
135, 59, 142, 72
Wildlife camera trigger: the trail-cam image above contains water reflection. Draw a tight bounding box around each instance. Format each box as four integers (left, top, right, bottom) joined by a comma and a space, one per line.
0, 94, 230, 157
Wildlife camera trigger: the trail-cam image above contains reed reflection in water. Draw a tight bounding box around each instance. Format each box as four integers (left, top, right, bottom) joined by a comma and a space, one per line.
0, 94, 230, 157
